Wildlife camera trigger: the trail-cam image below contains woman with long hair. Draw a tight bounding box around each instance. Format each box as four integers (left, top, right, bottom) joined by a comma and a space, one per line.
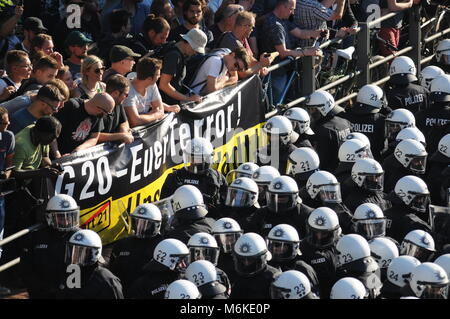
73, 55, 106, 99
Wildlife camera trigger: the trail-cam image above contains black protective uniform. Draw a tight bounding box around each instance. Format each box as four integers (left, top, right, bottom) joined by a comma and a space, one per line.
334, 162, 354, 186
310, 107, 352, 172
19, 227, 78, 299
197, 281, 228, 299
256, 143, 297, 175
216, 253, 238, 286
56, 264, 124, 299
298, 240, 340, 299
229, 264, 281, 299
426, 122, 450, 155
293, 133, 314, 149
426, 152, 450, 206
384, 195, 432, 243
127, 260, 180, 299
415, 102, 450, 138
160, 168, 227, 218
249, 202, 314, 239
382, 154, 425, 193
108, 234, 163, 296
385, 82, 429, 114
214, 205, 259, 233
341, 110, 387, 162
164, 215, 216, 244
379, 280, 405, 299
342, 178, 392, 212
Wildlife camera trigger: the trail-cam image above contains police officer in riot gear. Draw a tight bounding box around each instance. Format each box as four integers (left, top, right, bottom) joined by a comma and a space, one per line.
383, 139, 428, 193
185, 260, 228, 299
266, 224, 320, 296
230, 232, 281, 299
108, 203, 164, 297
379, 255, 421, 299
164, 185, 216, 244
164, 280, 201, 299
384, 176, 432, 243
335, 139, 373, 185
343, 158, 392, 212
301, 170, 353, 234
382, 108, 416, 159
305, 90, 352, 172
283, 107, 315, 148
20, 194, 80, 299
270, 270, 319, 299
252, 166, 281, 207
351, 203, 392, 242
128, 238, 189, 299
250, 176, 314, 239
226, 162, 259, 184
369, 237, 399, 282
401, 262, 449, 299
330, 277, 368, 299
384, 56, 429, 114
400, 229, 436, 263
342, 84, 388, 161
426, 133, 450, 205
299, 207, 341, 298
434, 38, 450, 73
419, 65, 445, 91
416, 74, 450, 142
57, 229, 124, 299
286, 147, 320, 190
160, 137, 227, 218
217, 177, 260, 233
335, 234, 383, 299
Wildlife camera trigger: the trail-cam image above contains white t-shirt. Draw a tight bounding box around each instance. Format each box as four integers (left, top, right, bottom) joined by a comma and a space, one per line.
123, 81, 162, 114
190, 55, 228, 95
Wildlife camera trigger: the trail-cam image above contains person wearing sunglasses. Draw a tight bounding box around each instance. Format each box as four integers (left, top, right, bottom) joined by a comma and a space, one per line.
73, 55, 107, 99
0, 50, 32, 103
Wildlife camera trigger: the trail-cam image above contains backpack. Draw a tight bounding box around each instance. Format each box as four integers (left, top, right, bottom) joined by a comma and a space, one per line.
183, 48, 231, 94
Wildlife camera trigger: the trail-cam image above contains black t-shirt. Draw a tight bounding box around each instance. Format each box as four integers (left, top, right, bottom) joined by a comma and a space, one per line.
55, 98, 104, 154
160, 47, 186, 104
168, 24, 214, 45
101, 103, 128, 134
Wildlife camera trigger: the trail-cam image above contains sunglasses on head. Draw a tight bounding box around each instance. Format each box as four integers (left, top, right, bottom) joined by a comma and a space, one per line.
228, 6, 244, 18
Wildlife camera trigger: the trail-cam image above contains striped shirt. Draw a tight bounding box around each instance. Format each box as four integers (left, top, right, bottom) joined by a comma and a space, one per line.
295, 0, 333, 47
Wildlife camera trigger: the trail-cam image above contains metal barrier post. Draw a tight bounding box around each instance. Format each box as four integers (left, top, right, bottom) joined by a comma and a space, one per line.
356, 22, 370, 87
408, 5, 422, 74
301, 56, 315, 96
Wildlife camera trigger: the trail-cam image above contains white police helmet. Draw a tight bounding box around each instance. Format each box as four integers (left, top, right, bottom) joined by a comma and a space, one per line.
394, 175, 430, 213
164, 279, 201, 299
45, 194, 80, 231
434, 254, 450, 280
429, 74, 450, 102
306, 170, 341, 203
65, 229, 102, 266
409, 262, 449, 299
286, 147, 320, 178
431, 133, 450, 163
330, 277, 368, 299
369, 237, 399, 270
225, 177, 259, 208
266, 176, 300, 213
270, 270, 315, 299
387, 255, 421, 288
267, 224, 301, 262
212, 217, 243, 254
355, 84, 386, 113
351, 158, 384, 192
306, 207, 340, 249
226, 162, 260, 183
345, 132, 371, 148
396, 127, 426, 146
131, 203, 162, 238
419, 65, 445, 90
305, 90, 335, 118
183, 137, 214, 173
153, 238, 189, 272
338, 139, 373, 163
385, 108, 416, 141
187, 232, 220, 266
252, 166, 281, 205
263, 115, 294, 146
172, 185, 208, 219
436, 39, 450, 65
394, 139, 428, 174
336, 234, 371, 267
389, 56, 418, 85
352, 203, 386, 239
400, 230, 436, 262
283, 107, 314, 135
233, 232, 272, 276
185, 260, 218, 287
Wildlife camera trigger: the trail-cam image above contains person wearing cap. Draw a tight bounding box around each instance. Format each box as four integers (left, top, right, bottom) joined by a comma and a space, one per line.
64, 31, 93, 80
209, 4, 243, 48
158, 28, 207, 105
103, 45, 141, 83
14, 17, 47, 53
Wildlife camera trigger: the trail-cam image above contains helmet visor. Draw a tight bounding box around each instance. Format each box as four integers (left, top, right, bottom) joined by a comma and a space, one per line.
400, 241, 434, 261
354, 219, 386, 240
225, 188, 255, 207
214, 232, 242, 253
385, 122, 406, 141
131, 216, 161, 238
319, 184, 342, 203
47, 210, 79, 231
188, 246, 220, 265
306, 225, 339, 248
183, 153, 212, 173
362, 173, 384, 191
267, 193, 297, 212
270, 285, 291, 299
419, 283, 449, 299
65, 243, 97, 266
233, 253, 267, 276
438, 52, 450, 65
408, 156, 427, 174
267, 240, 298, 261
226, 170, 253, 184
410, 193, 430, 213
172, 254, 189, 273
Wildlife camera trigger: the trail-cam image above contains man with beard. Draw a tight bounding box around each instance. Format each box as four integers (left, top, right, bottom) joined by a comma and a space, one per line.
54, 93, 114, 156
64, 31, 93, 80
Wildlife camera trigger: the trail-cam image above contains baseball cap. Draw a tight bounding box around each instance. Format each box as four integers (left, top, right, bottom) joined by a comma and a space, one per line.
23, 17, 48, 33
110, 45, 141, 63
65, 31, 93, 47
180, 29, 208, 54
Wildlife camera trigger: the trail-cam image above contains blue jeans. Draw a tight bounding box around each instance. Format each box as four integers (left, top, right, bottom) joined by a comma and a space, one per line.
269, 67, 288, 106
